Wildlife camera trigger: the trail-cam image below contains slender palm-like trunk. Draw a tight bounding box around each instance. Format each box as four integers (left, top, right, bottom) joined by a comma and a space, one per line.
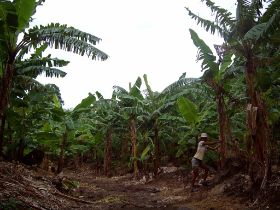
0, 61, 15, 137
153, 119, 160, 176
57, 131, 68, 173
0, 116, 6, 157
121, 134, 129, 166
245, 55, 270, 190
245, 57, 269, 162
104, 127, 112, 176
216, 92, 228, 168
130, 116, 139, 178
6, 124, 15, 160
17, 138, 25, 161
209, 80, 231, 168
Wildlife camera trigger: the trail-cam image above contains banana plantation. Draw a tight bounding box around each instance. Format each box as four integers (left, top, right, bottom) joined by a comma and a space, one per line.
0, 0, 279, 209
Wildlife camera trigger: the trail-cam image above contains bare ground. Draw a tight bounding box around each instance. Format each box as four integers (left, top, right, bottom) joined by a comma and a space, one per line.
1, 161, 279, 210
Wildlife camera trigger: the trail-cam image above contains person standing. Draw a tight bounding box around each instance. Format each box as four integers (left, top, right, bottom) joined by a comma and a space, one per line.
190, 133, 220, 192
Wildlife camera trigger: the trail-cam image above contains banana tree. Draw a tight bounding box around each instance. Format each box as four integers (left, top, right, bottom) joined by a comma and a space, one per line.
176, 88, 222, 165
0, 0, 108, 156
142, 74, 165, 175
71, 112, 104, 169
230, 0, 279, 185
113, 77, 147, 178
0, 42, 69, 156
89, 93, 123, 176
36, 93, 96, 173
60, 93, 97, 172
189, 29, 234, 167
143, 74, 194, 175
186, 0, 280, 190
154, 73, 219, 165
2, 82, 64, 160
234, 0, 280, 171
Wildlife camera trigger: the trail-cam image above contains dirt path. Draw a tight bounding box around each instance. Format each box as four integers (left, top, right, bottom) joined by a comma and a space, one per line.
64, 168, 184, 209
62, 166, 249, 210
0, 162, 250, 210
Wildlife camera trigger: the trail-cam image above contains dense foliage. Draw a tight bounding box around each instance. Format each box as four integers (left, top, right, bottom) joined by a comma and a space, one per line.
0, 1, 279, 198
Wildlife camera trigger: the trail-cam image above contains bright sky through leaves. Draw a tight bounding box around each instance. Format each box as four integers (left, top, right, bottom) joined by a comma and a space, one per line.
33, 0, 235, 108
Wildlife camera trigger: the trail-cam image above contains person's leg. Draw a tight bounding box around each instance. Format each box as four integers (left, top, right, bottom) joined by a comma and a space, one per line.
200, 163, 209, 181
191, 168, 199, 189
190, 158, 199, 189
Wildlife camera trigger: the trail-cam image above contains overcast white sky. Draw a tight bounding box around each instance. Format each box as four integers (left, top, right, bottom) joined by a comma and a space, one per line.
33, 0, 235, 108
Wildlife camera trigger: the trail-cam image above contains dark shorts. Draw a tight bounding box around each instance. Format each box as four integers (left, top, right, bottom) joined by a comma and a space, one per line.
191, 157, 202, 168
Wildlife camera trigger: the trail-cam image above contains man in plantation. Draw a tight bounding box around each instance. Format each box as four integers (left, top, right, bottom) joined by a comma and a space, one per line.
190, 133, 221, 192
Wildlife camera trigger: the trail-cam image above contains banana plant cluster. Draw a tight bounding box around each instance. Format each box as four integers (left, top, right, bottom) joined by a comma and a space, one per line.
186, 0, 280, 189
0, 0, 107, 157
0, 0, 278, 185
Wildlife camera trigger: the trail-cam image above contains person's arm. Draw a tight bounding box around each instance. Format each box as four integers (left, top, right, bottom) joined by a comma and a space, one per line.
207, 145, 219, 150
202, 140, 222, 146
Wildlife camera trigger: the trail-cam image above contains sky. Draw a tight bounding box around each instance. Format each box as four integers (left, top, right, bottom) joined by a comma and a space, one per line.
33, 0, 235, 108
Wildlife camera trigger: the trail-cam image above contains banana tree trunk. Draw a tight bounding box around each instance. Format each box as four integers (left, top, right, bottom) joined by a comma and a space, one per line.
121, 134, 129, 166
104, 127, 112, 176
245, 55, 270, 188
0, 115, 5, 157
246, 70, 267, 162
209, 79, 232, 169
6, 124, 15, 160
216, 92, 228, 168
0, 62, 15, 137
57, 131, 68, 173
153, 119, 160, 176
17, 138, 25, 161
130, 116, 139, 178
